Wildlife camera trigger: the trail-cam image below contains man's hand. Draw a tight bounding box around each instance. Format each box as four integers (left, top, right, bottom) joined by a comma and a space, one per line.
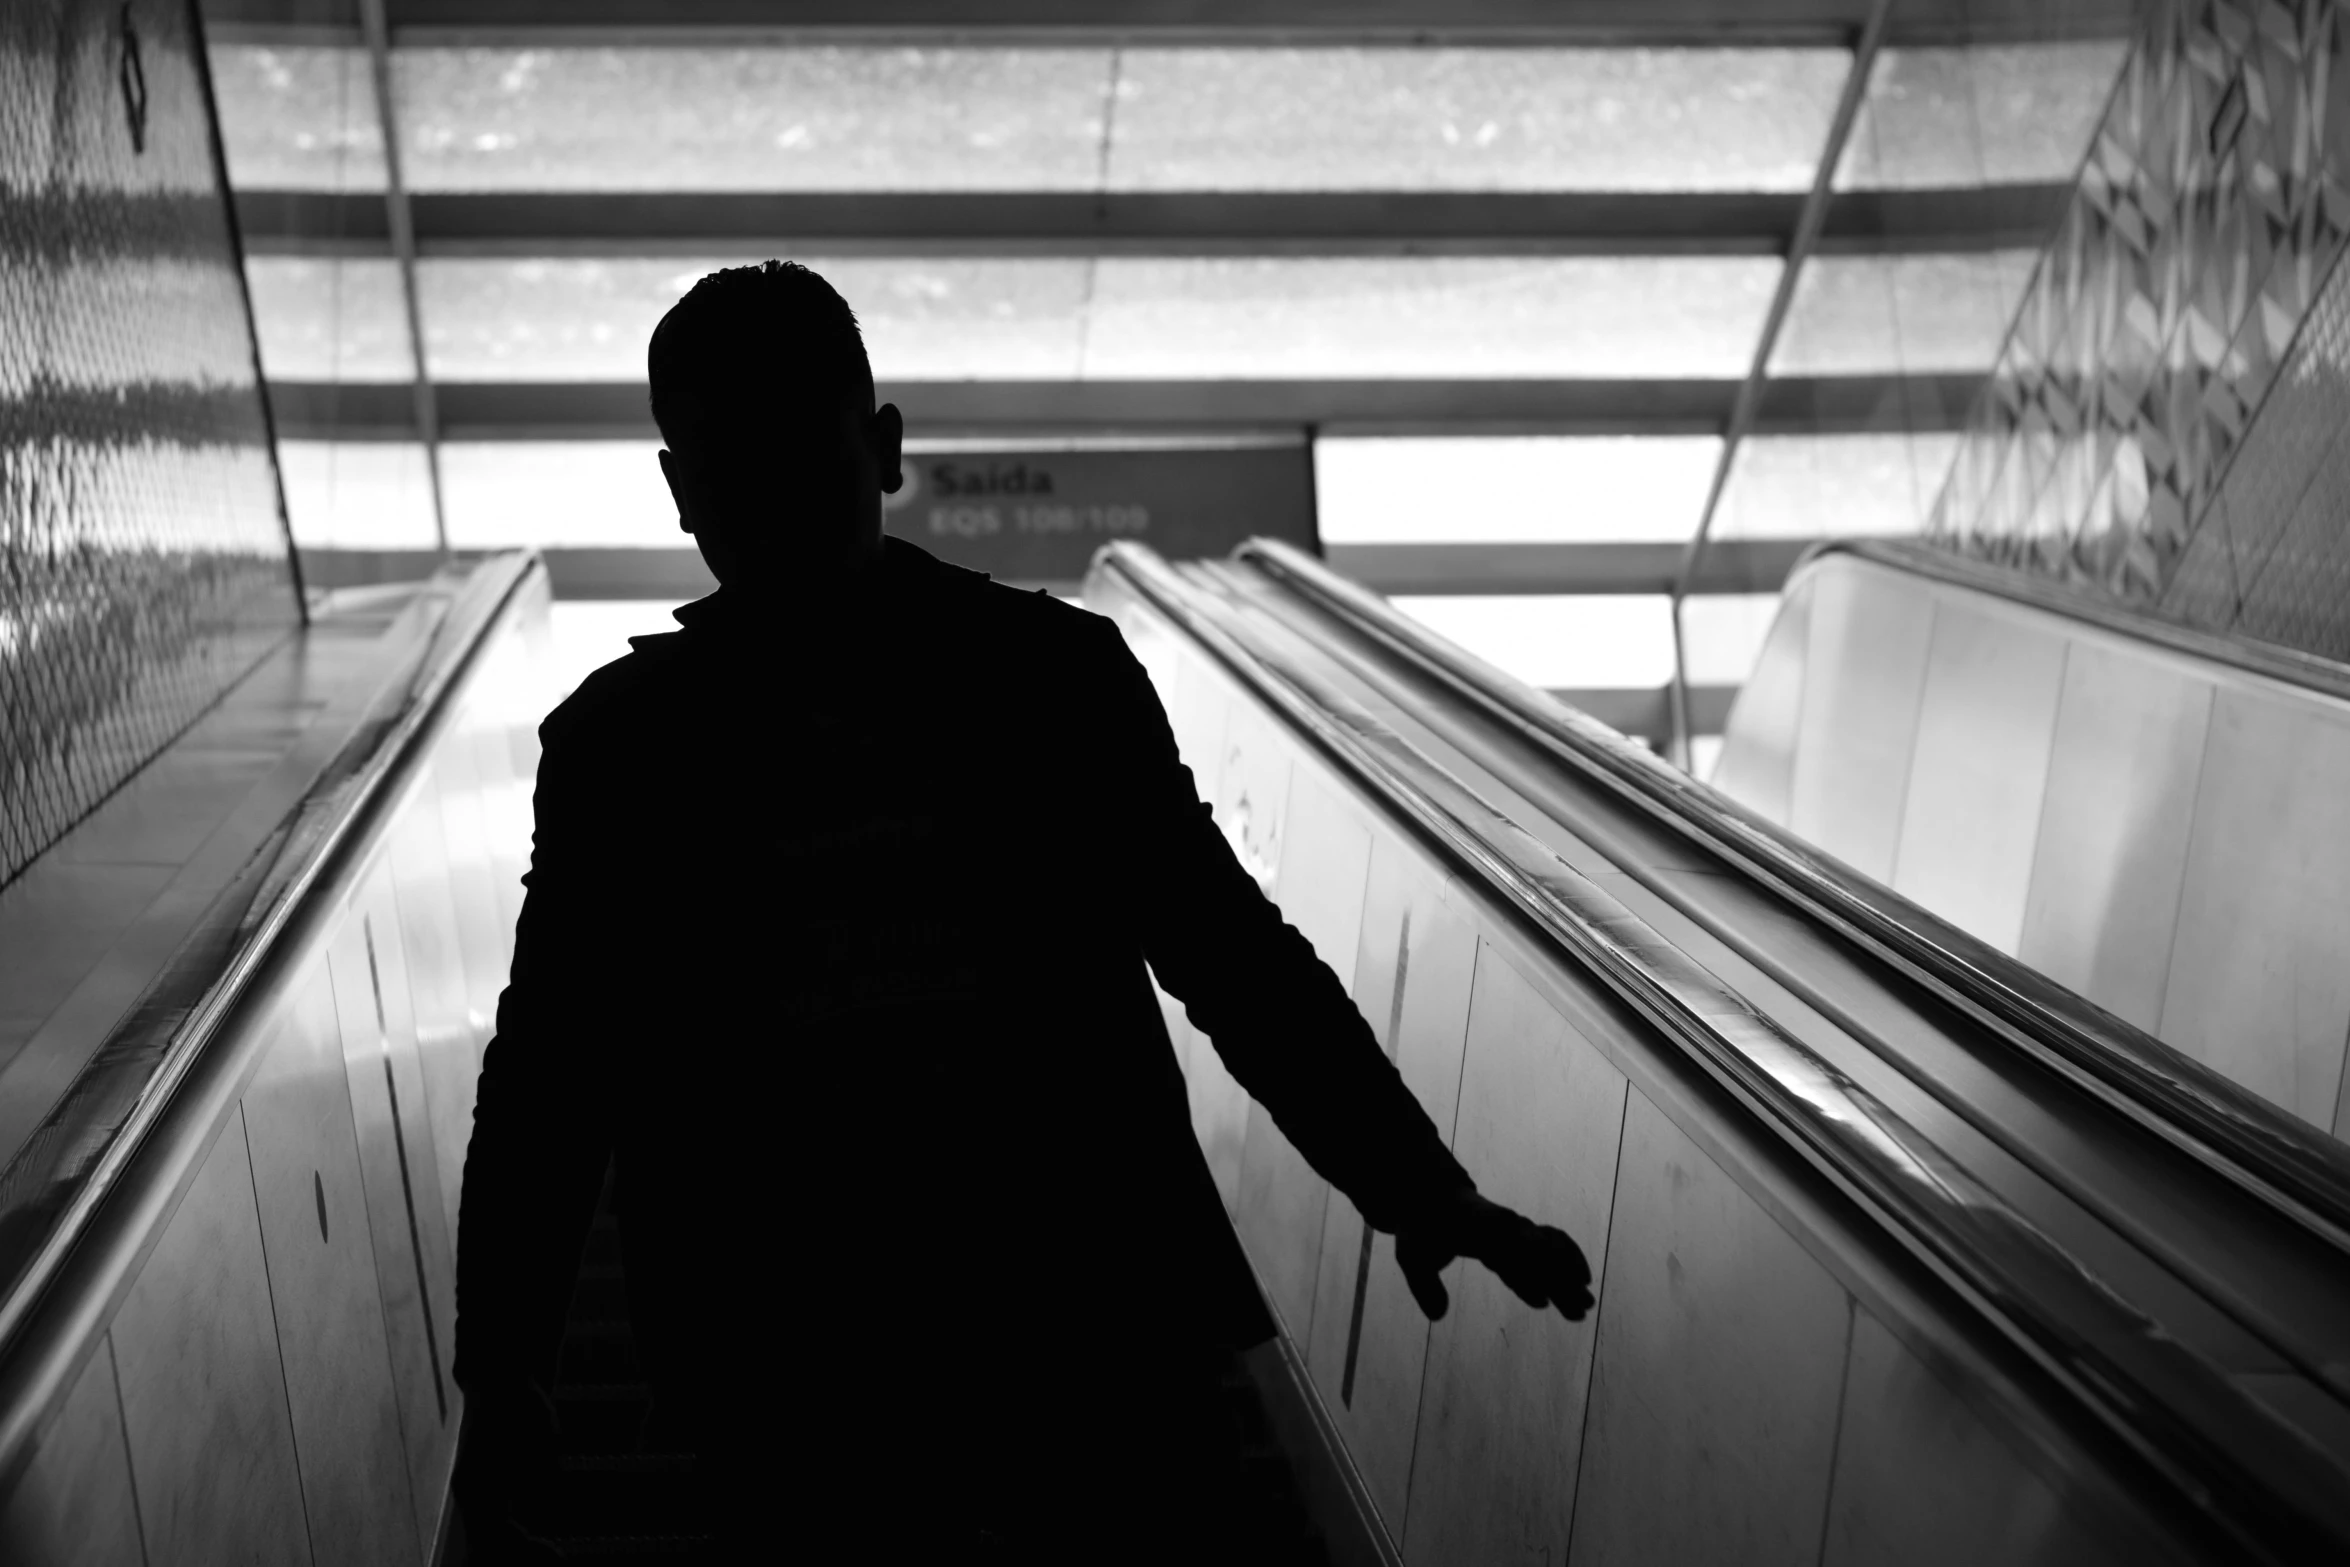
1396, 1190, 1594, 1323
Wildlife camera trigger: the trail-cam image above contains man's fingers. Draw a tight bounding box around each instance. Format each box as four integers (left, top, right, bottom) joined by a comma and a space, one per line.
1402, 1259, 1450, 1321
1482, 1219, 1594, 1319
1396, 1231, 1454, 1321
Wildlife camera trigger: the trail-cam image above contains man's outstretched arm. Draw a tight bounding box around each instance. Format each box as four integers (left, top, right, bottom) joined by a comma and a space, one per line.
1091, 619, 1592, 1321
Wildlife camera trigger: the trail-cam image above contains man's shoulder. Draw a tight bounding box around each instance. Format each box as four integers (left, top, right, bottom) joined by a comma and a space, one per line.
894, 537, 1120, 651
539, 630, 691, 748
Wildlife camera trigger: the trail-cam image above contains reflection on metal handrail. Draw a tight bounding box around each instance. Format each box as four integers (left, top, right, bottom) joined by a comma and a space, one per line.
0, 551, 543, 1480
1234, 535, 2350, 1264
1097, 540, 2350, 1564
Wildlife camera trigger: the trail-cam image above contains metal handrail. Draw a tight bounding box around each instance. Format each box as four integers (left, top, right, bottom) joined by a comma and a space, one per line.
1826, 536, 2350, 710
1096, 540, 2350, 1564
0, 551, 543, 1480
1234, 535, 2350, 1264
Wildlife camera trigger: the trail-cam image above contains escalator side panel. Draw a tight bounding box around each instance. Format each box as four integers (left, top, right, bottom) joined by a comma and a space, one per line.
2160, 684, 2350, 1133
328, 874, 464, 1553
2018, 639, 2210, 1035
108, 1108, 310, 1565
1571, 1091, 1850, 1567
241, 961, 421, 1566
1723, 548, 2350, 1140
1822, 1309, 2121, 1567
0, 1330, 142, 1564
1236, 770, 1375, 1342
1101, 575, 2189, 1567
1891, 604, 2068, 957
1407, 941, 1627, 1567
1710, 574, 1810, 820
1782, 562, 1934, 886
0, 571, 550, 1564
1301, 838, 1478, 1528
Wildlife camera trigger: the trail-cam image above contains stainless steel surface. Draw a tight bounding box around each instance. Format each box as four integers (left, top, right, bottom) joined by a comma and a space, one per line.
2016, 642, 2212, 1033
1709, 576, 1809, 819
1733, 543, 2350, 1138
0, 1342, 143, 1566
1229, 538, 2350, 1409
241, 961, 419, 1566
1302, 840, 1476, 1529
1787, 560, 1933, 882
1572, 1091, 1852, 1565
0, 555, 544, 1555
1889, 603, 2066, 954
1848, 536, 2350, 710
1100, 539, 2350, 1560
109, 1110, 308, 1566
1235, 535, 2350, 1290
0, 555, 543, 1484
328, 881, 462, 1553
429, 740, 510, 1053
1820, 1309, 2132, 1567
1193, 695, 1295, 1208
2159, 687, 2350, 1131
1407, 942, 1628, 1567
1237, 770, 1373, 1339
387, 781, 487, 1251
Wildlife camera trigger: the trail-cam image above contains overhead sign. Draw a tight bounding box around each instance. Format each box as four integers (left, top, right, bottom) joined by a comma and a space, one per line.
882, 441, 1317, 583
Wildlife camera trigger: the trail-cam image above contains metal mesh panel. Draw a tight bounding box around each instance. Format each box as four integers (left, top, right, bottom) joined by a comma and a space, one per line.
1925, 0, 2350, 661
1, 0, 295, 888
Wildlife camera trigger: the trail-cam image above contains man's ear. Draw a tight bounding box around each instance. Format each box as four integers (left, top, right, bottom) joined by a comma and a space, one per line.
873, 403, 906, 494
659, 448, 696, 536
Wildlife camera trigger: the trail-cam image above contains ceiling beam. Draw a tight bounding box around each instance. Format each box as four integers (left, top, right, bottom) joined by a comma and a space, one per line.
234, 185, 2065, 259
263, 374, 1982, 440
204, 0, 2139, 48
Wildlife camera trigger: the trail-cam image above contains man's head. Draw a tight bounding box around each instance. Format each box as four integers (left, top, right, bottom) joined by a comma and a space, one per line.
649, 261, 904, 595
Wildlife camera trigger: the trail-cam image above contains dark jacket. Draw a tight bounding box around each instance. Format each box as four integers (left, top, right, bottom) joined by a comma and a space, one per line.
453, 538, 1469, 1475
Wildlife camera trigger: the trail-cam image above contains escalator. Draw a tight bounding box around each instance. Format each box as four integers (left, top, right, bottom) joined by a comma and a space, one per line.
1084, 538, 2350, 1564
6, 540, 2350, 1563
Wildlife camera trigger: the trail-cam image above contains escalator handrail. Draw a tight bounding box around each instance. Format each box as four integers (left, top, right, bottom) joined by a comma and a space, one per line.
1831, 536, 2350, 711
1097, 541, 2349, 1564
0, 551, 544, 1479
1234, 535, 2350, 1262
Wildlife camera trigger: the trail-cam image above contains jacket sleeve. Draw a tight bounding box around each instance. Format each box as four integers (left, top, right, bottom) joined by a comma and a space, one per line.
453, 694, 627, 1413
1091, 616, 1473, 1233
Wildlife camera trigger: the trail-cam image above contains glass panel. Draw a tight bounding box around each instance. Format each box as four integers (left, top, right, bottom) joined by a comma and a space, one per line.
1770, 252, 2035, 375
1837, 43, 2126, 190
245, 257, 412, 382
1681, 592, 1781, 685
1389, 594, 1674, 689
393, 48, 1114, 192
549, 601, 688, 696
207, 45, 386, 192
415, 258, 1091, 381
440, 441, 675, 547
1315, 436, 1719, 543
42, 258, 259, 392
1084, 257, 1777, 379
1711, 433, 1959, 538
1106, 48, 1845, 192
413, 257, 1774, 382
278, 442, 437, 549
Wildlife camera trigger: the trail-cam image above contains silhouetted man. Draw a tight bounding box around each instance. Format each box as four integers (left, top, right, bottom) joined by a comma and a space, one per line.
454, 261, 1591, 1563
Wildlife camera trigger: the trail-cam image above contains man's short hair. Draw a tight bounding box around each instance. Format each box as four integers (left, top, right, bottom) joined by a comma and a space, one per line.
647, 261, 874, 451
